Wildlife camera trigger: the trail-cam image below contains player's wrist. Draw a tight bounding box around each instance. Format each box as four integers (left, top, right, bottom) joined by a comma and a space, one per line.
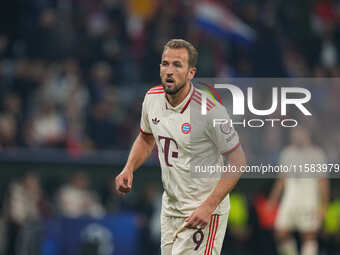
123, 166, 134, 174
202, 199, 218, 214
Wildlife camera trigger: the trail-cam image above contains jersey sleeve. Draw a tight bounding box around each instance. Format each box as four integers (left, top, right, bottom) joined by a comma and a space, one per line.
140, 95, 152, 135
207, 104, 240, 155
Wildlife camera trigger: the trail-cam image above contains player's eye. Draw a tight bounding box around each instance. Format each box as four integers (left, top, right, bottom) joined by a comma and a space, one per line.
174, 62, 182, 67
161, 62, 169, 66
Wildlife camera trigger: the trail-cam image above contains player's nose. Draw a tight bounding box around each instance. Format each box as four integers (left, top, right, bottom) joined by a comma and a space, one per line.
165, 69, 173, 76
165, 65, 175, 74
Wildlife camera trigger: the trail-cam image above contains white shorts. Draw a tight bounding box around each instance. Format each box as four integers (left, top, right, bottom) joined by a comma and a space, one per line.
275, 200, 320, 233
161, 212, 228, 255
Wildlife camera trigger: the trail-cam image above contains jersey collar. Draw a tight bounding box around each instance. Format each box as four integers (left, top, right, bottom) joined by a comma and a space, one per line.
165, 84, 193, 114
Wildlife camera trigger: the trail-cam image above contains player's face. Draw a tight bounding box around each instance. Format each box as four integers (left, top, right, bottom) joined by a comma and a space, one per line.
160, 48, 196, 95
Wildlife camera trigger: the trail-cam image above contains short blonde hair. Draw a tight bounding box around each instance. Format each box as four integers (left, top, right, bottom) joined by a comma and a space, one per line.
163, 39, 198, 67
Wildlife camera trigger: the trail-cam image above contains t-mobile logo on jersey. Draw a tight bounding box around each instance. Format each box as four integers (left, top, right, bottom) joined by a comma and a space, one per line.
201, 83, 312, 128
158, 136, 178, 167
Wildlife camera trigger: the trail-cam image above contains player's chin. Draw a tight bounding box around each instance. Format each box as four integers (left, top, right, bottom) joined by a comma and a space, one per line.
164, 84, 177, 94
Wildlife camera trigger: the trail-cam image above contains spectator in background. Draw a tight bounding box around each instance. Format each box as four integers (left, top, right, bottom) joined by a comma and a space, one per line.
1, 93, 24, 144
57, 171, 105, 218
117, 97, 143, 149
41, 59, 85, 110
269, 127, 330, 255
0, 114, 17, 148
10, 59, 41, 121
25, 101, 66, 148
3, 172, 50, 255
87, 61, 113, 105
2, 94, 22, 122
27, 9, 62, 60
40, 59, 89, 152
85, 91, 119, 150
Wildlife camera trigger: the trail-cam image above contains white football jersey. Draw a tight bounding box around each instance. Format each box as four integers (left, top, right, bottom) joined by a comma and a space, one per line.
140, 84, 240, 217
279, 145, 327, 207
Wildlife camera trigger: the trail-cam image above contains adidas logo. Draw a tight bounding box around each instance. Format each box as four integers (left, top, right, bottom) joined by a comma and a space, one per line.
152, 117, 160, 125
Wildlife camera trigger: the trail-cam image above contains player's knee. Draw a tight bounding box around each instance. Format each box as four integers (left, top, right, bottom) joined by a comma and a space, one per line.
275, 229, 291, 242
301, 239, 318, 255
301, 232, 317, 243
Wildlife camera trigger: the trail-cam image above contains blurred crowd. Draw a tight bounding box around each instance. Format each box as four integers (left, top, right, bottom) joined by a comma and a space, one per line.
0, 0, 340, 155
0, 170, 339, 255
0, 170, 163, 255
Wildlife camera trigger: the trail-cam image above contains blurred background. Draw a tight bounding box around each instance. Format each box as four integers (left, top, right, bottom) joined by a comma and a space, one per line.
0, 0, 340, 254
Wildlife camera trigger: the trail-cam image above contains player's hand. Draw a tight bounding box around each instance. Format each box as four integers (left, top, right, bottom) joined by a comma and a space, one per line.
115, 169, 133, 196
184, 204, 214, 229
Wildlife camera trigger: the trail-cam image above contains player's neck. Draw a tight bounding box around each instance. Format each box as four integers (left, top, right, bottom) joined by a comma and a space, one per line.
166, 83, 191, 107
295, 143, 310, 149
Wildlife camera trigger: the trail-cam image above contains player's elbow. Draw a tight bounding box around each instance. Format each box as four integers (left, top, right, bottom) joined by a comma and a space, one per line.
225, 145, 247, 166
138, 132, 155, 150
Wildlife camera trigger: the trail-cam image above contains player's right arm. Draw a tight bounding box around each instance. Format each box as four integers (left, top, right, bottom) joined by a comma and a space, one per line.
115, 92, 155, 196
268, 178, 286, 208
268, 150, 289, 208
115, 132, 155, 196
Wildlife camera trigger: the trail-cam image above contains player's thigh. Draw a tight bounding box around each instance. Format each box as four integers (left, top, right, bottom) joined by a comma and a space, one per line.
161, 244, 173, 255
301, 231, 318, 243
275, 203, 295, 235
161, 214, 178, 255
208, 214, 228, 255
172, 214, 228, 255
296, 207, 320, 233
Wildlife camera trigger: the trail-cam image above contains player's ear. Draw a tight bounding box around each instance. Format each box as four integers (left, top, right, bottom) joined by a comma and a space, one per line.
188, 67, 197, 80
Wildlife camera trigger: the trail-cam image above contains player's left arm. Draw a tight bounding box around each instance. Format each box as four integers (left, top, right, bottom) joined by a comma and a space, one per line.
319, 177, 330, 219
317, 149, 330, 220
185, 145, 246, 229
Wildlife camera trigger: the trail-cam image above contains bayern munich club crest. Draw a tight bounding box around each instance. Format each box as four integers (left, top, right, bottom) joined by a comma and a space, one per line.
220, 122, 232, 135
181, 122, 191, 134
